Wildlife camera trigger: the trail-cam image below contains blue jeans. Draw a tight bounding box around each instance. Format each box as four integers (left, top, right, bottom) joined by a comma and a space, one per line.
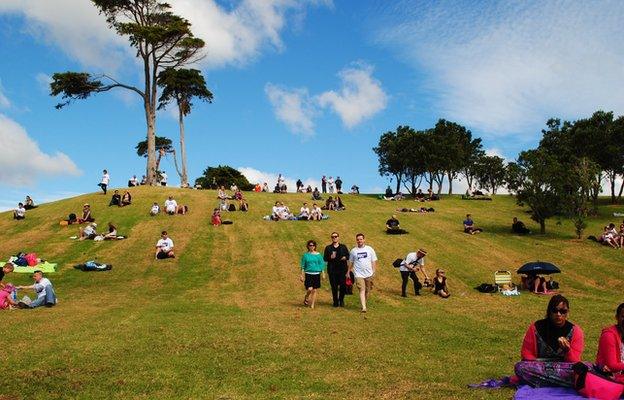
29, 286, 57, 308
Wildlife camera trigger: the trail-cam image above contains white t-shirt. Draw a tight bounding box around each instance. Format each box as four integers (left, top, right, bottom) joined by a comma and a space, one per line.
164, 199, 177, 213
299, 207, 310, 217
83, 225, 96, 236
400, 252, 424, 272
160, 173, 168, 184
101, 173, 110, 185
34, 278, 52, 299
349, 245, 378, 278
15, 206, 26, 217
150, 205, 160, 215
311, 206, 322, 217
156, 238, 174, 252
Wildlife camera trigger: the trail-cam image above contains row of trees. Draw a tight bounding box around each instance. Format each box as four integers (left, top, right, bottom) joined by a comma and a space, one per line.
375, 111, 624, 234
50, 0, 212, 187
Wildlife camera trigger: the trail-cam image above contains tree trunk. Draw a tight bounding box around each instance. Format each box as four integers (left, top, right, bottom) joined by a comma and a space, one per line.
617, 176, 624, 203
145, 106, 157, 185
447, 172, 453, 195
609, 171, 616, 204
178, 105, 188, 187
395, 175, 402, 194
539, 219, 546, 234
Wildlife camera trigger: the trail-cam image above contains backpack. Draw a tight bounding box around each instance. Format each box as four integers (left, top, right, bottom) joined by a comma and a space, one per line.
392, 258, 404, 268
476, 283, 497, 293
228, 204, 236, 212
547, 280, 560, 290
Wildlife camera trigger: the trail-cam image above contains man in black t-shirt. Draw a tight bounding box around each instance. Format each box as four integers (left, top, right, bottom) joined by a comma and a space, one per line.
335, 177, 343, 193
386, 215, 407, 234
323, 232, 350, 307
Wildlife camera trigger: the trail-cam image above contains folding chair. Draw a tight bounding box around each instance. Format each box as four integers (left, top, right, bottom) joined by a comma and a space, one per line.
494, 270, 512, 291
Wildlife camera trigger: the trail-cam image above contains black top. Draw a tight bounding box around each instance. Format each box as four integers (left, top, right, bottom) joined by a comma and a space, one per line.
323, 243, 349, 274
335, 179, 342, 189
535, 318, 574, 355
0, 269, 4, 282
385, 187, 393, 197
386, 218, 400, 228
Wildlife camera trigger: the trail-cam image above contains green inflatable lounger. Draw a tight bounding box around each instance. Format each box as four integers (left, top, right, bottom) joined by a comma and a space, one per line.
12, 261, 58, 274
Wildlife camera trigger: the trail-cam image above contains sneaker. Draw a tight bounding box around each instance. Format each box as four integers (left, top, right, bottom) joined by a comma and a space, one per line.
17, 302, 30, 309
361, 309, 367, 313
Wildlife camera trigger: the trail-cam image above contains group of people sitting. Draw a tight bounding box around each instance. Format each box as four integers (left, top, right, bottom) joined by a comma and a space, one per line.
596, 221, 624, 249
109, 190, 132, 207
150, 196, 189, 216
0, 267, 56, 310
77, 222, 120, 241
269, 201, 324, 221
252, 182, 270, 192
396, 207, 435, 213
509, 296, 624, 390
322, 196, 345, 211
217, 186, 249, 212
66, 203, 96, 225
12, 196, 36, 220
383, 187, 440, 201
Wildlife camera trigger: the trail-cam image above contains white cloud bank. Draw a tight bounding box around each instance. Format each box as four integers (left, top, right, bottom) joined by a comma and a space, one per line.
0, 113, 81, 186
266, 63, 388, 135
238, 167, 318, 191
0, 0, 331, 71
374, 1, 624, 137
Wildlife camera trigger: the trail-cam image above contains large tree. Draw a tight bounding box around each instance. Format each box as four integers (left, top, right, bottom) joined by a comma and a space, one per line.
474, 155, 506, 195
373, 128, 407, 194
157, 68, 213, 187
50, 0, 204, 185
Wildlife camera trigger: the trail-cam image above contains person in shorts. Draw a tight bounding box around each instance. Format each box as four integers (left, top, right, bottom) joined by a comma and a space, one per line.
300, 240, 325, 309
155, 231, 175, 259
348, 233, 377, 313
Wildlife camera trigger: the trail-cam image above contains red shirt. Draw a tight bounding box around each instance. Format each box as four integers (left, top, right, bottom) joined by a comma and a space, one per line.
596, 325, 624, 382
520, 322, 584, 362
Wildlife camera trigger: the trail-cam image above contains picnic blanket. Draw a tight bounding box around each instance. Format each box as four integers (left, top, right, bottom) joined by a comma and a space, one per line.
12, 261, 58, 273
514, 385, 584, 399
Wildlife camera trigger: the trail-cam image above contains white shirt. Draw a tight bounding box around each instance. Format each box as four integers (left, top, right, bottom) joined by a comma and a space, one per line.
150, 205, 160, 214
160, 173, 168, 183
101, 173, 110, 185
400, 252, 424, 272
34, 278, 52, 299
164, 199, 177, 212
349, 245, 378, 278
83, 225, 96, 236
15, 206, 26, 217
310, 206, 322, 216
299, 207, 310, 217
156, 238, 174, 252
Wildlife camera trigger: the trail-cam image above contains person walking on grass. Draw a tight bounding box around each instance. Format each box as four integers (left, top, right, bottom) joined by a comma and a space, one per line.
323, 232, 349, 307
300, 239, 325, 309
348, 233, 377, 313
98, 169, 110, 194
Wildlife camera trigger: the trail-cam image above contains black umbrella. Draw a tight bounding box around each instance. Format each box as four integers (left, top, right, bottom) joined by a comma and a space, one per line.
517, 261, 561, 275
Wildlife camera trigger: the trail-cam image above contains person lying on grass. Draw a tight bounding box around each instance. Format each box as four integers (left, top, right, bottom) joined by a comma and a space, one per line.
79, 223, 98, 241
432, 269, 450, 298
155, 231, 175, 259
13, 203, 26, 220
463, 214, 483, 234
0, 263, 14, 288
513, 294, 585, 388
16, 270, 57, 309
595, 302, 624, 383
300, 239, 325, 309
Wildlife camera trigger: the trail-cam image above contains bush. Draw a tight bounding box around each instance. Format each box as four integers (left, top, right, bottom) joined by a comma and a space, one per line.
194, 165, 254, 191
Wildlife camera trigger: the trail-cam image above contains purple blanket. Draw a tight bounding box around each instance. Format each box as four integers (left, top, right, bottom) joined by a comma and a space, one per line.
514, 385, 585, 399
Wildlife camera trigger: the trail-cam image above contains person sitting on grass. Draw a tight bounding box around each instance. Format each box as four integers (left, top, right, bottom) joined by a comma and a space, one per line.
217, 186, 228, 201
334, 196, 346, 211
109, 190, 122, 206
24, 196, 37, 210
0, 284, 17, 310
79, 222, 98, 241
312, 187, 322, 201
298, 202, 310, 220
512, 217, 530, 234
309, 203, 323, 221
384, 185, 393, 199
300, 239, 325, 309
595, 303, 624, 383
16, 270, 57, 309
155, 231, 175, 259
212, 208, 222, 226
0, 263, 14, 288
306, 185, 313, 193
432, 269, 450, 298
78, 204, 95, 223
386, 215, 407, 234
324, 196, 335, 211
350, 185, 359, 194
234, 189, 243, 201
514, 294, 585, 388
239, 199, 249, 212
164, 196, 178, 215
598, 225, 619, 249
128, 175, 139, 187
176, 204, 189, 215
13, 203, 26, 220
104, 222, 117, 240
120, 191, 132, 207
463, 214, 483, 234
150, 202, 160, 216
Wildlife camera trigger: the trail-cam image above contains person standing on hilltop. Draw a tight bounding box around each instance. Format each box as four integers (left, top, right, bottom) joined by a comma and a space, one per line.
321, 175, 327, 193
328, 176, 335, 194
335, 176, 343, 194
98, 169, 110, 194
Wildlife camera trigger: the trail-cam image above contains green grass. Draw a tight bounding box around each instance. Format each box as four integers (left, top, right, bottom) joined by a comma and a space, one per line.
2, 187, 623, 399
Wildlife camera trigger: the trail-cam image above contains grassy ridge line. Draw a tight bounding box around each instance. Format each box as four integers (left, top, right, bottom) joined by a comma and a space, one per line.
1, 188, 622, 399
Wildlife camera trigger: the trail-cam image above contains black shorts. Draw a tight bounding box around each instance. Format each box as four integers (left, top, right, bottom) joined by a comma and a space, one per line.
304, 273, 321, 289
156, 251, 173, 259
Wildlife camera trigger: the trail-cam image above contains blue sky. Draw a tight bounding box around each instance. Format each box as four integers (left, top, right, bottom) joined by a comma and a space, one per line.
1, 0, 624, 209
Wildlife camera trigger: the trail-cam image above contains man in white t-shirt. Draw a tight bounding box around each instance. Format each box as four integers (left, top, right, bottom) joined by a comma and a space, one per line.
155, 231, 175, 259
17, 270, 56, 308
399, 248, 428, 297
164, 196, 178, 215
328, 176, 335, 193
13, 203, 26, 220
298, 202, 310, 220
98, 169, 110, 194
348, 233, 378, 313
160, 171, 168, 186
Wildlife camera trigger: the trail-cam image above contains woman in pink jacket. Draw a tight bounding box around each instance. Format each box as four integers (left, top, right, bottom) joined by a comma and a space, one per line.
596, 303, 624, 383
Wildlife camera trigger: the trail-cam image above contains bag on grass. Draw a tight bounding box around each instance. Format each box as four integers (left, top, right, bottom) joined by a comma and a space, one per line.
476, 283, 497, 293
392, 258, 404, 269
573, 362, 624, 400
228, 204, 236, 212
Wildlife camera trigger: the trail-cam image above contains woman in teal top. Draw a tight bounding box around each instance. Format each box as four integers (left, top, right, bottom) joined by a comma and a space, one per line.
300, 239, 325, 309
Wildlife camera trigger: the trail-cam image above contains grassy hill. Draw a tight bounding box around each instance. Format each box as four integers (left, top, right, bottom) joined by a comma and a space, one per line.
2, 187, 623, 399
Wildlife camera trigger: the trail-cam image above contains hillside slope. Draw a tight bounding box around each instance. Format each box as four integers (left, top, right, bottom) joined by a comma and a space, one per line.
2, 187, 623, 399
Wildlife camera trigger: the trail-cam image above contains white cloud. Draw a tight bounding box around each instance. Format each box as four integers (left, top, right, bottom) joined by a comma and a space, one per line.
316, 63, 388, 128
35, 73, 52, 93
265, 84, 316, 136
0, 114, 81, 186
374, 1, 624, 137
0, 79, 11, 109
238, 167, 318, 192
0, 0, 331, 71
